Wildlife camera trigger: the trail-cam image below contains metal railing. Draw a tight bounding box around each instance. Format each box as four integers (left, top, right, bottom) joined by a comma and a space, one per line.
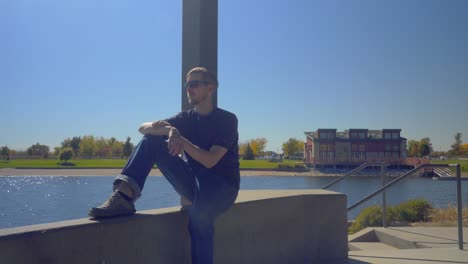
321, 162, 389, 189
324, 163, 464, 250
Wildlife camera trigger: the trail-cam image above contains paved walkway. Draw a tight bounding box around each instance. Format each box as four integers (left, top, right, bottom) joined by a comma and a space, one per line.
348, 227, 468, 264
349, 247, 468, 264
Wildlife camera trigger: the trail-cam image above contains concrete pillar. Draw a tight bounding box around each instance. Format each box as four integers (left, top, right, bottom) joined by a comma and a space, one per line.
182, 0, 218, 111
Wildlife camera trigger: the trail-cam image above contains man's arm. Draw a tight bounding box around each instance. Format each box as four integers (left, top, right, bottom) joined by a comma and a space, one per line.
138, 121, 171, 136
182, 139, 228, 169
139, 122, 227, 168
167, 127, 227, 168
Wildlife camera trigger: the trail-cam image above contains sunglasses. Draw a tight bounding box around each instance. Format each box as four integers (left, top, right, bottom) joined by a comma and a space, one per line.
185, 80, 211, 89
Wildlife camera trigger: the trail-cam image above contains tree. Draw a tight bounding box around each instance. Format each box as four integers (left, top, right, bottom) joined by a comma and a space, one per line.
61, 137, 81, 158
250, 138, 268, 156
80, 135, 96, 159
460, 143, 468, 156
111, 141, 124, 158
282, 138, 304, 157
408, 138, 432, 157
238, 142, 248, 156
61, 138, 72, 148
53, 147, 61, 156
27, 143, 50, 158
1, 145, 10, 160
419, 137, 433, 157
407, 140, 420, 157
95, 137, 111, 158
123, 137, 134, 158
70, 137, 81, 158
243, 144, 254, 160
450, 132, 462, 156
59, 148, 73, 161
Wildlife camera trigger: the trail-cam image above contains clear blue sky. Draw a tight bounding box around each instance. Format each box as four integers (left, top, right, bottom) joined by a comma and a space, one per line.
2, 0, 467, 153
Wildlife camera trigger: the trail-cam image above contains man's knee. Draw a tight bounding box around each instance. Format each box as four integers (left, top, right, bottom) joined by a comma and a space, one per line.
189, 208, 214, 228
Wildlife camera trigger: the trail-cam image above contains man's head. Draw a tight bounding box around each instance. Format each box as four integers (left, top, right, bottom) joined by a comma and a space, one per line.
185, 67, 218, 106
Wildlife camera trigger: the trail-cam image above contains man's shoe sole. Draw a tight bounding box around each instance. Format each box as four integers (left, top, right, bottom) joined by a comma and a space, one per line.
88, 208, 136, 219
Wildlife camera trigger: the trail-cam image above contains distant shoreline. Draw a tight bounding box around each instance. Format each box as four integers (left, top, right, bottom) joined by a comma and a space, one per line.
1, 168, 467, 177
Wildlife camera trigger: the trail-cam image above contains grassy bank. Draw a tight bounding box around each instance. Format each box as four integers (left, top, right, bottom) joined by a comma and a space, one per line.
430, 159, 468, 173
349, 199, 468, 234
412, 205, 468, 227
2, 158, 467, 171
0, 159, 302, 169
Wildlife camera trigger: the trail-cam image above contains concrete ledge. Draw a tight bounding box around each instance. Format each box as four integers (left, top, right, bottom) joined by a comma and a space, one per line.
0, 190, 347, 264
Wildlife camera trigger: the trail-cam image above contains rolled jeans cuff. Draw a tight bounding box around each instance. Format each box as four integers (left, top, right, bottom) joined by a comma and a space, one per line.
113, 174, 142, 202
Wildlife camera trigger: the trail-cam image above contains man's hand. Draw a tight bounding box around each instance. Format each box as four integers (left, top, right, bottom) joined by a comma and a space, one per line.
152, 120, 170, 129
168, 127, 184, 156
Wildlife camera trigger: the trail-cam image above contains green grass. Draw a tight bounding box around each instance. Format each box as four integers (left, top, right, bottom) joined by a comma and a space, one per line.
239, 160, 279, 168
240, 159, 302, 169
0, 158, 303, 169
430, 159, 468, 173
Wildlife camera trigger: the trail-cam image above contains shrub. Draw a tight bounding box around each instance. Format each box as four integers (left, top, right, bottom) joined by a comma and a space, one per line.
278, 163, 292, 169
348, 221, 364, 234
294, 163, 305, 169
349, 199, 433, 234
59, 148, 73, 161
349, 205, 397, 234
59, 161, 75, 166
356, 206, 384, 226
396, 199, 432, 222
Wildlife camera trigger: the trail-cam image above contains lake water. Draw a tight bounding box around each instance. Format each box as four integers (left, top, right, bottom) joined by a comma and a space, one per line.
1, 175, 466, 229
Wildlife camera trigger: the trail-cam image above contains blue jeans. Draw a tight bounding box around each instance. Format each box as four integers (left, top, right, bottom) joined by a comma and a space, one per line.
114, 135, 238, 264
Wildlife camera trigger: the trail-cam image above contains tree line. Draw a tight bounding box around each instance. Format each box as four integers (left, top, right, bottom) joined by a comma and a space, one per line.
239, 137, 304, 160
1, 136, 135, 160
1, 136, 306, 161
407, 132, 468, 158
2, 132, 467, 161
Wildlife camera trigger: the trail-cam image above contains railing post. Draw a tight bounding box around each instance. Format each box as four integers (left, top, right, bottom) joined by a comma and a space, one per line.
381, 165, 387, 228
456, 164, 464, 250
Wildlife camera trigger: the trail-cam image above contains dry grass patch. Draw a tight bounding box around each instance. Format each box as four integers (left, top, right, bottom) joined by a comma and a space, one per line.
412, 205, 468, 227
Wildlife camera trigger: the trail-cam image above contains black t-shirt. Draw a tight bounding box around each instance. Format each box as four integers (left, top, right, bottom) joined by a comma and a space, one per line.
165, 107, 240, 188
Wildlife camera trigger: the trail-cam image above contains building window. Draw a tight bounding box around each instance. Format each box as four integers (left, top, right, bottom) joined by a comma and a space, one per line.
392, 132, 399, 139
359, 144, 365, 152
384, 133, 391, 139
393, 145, 400, 152
385, 144, 391, 151
359, 132, 366, 139
319, 132, 335, 139
320, 144, 334, 151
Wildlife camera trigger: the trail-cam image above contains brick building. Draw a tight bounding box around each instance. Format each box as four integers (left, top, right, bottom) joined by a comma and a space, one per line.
304, 129, 407, 166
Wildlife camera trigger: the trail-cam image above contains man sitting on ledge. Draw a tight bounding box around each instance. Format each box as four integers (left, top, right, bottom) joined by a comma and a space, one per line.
89, 67, 240, 264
